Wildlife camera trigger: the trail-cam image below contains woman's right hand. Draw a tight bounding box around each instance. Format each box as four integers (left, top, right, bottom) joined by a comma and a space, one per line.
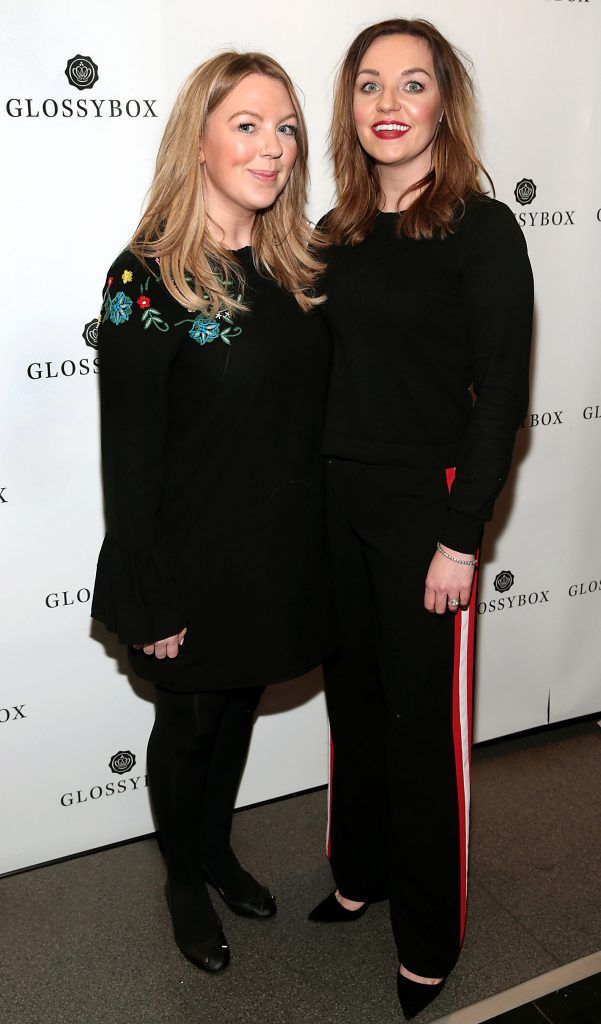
132, 626, 187, 659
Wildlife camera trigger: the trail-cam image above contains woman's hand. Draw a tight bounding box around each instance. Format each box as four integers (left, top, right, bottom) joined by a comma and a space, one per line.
424, 549, 475, 615
132, 626, 188, 659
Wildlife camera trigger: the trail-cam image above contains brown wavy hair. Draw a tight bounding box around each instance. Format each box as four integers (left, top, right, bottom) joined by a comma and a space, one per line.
130, 51, 324, 316
327, 18, 493, 244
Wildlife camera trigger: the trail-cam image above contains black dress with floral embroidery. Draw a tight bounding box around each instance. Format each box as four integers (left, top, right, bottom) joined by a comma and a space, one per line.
91, 248, 335, 691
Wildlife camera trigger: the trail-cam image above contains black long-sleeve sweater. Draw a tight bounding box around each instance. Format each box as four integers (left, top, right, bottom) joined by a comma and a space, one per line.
319, 196, 534, 553
91, 247, 335, 690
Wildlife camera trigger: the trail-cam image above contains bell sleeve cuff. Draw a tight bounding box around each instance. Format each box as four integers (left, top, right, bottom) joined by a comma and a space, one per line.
92, 535, 187, 646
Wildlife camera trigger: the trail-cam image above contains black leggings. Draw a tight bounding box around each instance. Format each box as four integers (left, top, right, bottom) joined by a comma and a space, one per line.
147, 684, 264, 935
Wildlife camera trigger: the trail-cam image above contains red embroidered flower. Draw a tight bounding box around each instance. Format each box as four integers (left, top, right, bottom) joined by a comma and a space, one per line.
137, 294, 151, 309
107, 276, 113, 287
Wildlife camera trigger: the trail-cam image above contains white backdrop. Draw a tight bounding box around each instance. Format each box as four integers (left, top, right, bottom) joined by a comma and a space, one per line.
2, 0, 600, 875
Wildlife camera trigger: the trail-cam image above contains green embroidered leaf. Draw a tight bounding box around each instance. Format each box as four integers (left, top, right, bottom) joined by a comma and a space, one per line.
141, 306, 170, 332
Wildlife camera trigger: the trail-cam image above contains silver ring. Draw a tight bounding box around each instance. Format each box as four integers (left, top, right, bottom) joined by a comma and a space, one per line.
448, 598, 459, 607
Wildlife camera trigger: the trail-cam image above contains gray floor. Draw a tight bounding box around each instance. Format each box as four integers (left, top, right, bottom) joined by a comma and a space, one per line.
2, 718, 600, 1024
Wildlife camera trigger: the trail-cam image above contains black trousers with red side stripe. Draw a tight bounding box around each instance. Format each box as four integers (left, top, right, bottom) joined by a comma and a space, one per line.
323, 456, 477, 978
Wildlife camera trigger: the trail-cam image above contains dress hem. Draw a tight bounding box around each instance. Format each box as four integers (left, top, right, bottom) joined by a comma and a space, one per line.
126, 646, 334, 693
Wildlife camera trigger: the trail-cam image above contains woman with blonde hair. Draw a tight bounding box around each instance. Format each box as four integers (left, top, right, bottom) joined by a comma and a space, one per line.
92, 51, 334, 973
308, 19, 533, 1018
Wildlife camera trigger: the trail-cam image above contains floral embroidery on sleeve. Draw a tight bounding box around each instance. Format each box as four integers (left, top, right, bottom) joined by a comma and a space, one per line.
108, 291, 133, 325
100, 266, 170, 333
97, 258, 244, 344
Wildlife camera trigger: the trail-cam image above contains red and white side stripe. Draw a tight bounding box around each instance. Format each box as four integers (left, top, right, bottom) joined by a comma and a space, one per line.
446, 466, 478, 942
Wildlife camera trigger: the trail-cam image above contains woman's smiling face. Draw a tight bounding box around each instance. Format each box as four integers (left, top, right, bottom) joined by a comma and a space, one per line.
199, 73, 299, 221
352, 34, 443, 177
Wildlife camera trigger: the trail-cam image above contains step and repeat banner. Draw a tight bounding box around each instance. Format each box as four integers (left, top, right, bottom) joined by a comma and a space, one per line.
2, 0, 599, 875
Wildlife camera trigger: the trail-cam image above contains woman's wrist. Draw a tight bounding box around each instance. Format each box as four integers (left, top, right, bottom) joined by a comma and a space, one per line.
436, 541, 478, 567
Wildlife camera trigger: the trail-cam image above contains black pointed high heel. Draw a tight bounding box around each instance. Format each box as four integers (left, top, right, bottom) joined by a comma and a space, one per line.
396, 971, 446, 1020
202, 866, 277, 919
165, 882, 230, 973
308, 890, 369, 922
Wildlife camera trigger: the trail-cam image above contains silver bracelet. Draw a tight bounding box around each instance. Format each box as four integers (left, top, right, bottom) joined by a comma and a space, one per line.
436, 541, 478, 567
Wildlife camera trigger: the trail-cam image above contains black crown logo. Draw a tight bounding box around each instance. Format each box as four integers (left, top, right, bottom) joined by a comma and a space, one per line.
493, 570, 515, 594
82, 319, 99, 349
514, 179, 536, 206
65, 55, 99, 91
109, 750, 136, 775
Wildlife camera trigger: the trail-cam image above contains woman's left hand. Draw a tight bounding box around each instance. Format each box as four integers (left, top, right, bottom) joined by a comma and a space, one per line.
424, 548, 475, 615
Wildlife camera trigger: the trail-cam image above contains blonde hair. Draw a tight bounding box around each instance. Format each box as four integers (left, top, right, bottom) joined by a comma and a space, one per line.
327, 19, 494, 244
131, 51, 323, 316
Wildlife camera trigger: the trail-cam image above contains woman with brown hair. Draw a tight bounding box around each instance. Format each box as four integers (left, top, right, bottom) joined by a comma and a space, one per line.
91, 51, 334, 974
308, 19, 533, 1018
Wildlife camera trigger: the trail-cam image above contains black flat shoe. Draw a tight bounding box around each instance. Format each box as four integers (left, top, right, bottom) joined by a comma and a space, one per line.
203, 867, 277, 920
396, 972, 446, 1020
165, 882, 230, 973
308, 890, 369, 922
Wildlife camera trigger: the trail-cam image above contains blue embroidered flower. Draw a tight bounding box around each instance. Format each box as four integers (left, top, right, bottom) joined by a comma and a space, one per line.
109, 290, 133, 325
189, 315, 221, 345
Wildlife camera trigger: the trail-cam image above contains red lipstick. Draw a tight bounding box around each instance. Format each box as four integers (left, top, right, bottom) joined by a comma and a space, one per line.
371, 120, 411, 141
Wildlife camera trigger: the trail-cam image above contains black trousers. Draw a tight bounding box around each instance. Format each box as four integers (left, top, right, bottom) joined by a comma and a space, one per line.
324, 457, 477, 978
146, 684, 264, 936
